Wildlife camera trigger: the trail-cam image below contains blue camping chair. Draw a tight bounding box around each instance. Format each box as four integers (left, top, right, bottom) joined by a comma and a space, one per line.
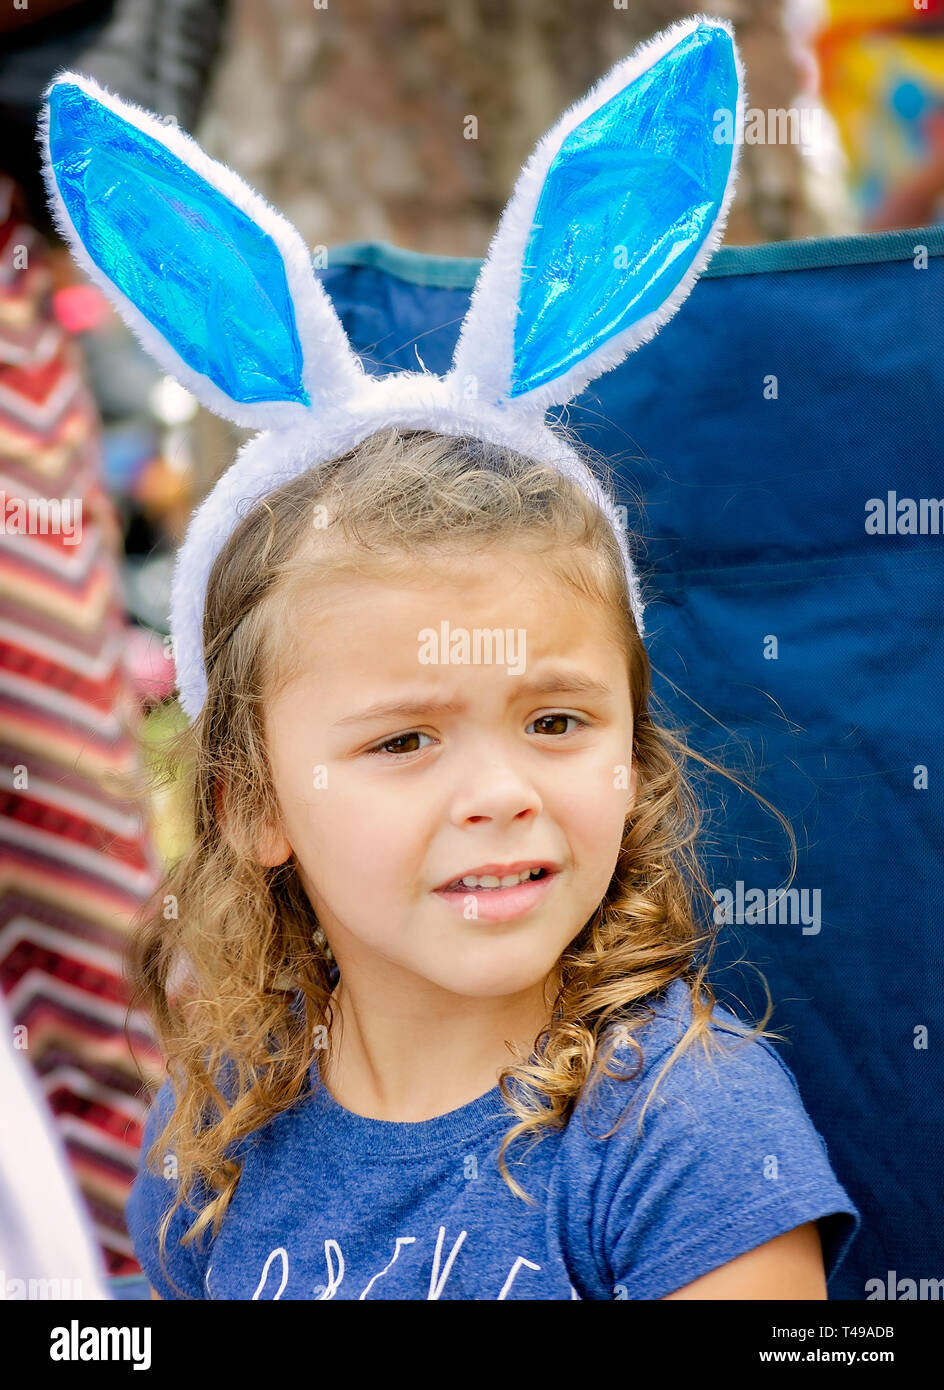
112, 220, 943, 1301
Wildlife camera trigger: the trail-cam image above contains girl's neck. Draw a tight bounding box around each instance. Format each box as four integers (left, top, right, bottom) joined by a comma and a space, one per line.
319, 975, 559, 1124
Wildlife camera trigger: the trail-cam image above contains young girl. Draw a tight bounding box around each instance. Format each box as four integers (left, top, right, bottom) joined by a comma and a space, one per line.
39, 17, 861, 1301
129, 425, 861, 1302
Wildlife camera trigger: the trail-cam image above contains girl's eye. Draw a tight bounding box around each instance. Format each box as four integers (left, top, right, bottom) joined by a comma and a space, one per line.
366, 713, 589, 759
527, 713, 588, 737
367, 730, 435, 758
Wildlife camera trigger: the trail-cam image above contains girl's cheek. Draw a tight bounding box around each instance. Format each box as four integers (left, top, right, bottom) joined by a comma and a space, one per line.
568, 753, 632, 807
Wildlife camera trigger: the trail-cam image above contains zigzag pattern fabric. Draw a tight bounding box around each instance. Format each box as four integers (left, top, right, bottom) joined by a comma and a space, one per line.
0, 174, 164, 1278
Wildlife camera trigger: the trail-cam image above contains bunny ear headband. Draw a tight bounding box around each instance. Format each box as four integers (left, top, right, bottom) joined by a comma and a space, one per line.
39, 13, 744, 724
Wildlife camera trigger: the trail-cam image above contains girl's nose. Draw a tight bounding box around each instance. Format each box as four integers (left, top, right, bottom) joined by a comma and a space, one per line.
447, 760, 543, 827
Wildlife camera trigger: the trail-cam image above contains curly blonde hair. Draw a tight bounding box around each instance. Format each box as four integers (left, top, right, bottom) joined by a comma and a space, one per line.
127, 425, 796, 1297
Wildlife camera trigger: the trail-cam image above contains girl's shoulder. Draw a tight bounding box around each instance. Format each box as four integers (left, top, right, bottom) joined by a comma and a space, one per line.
126, 1063, 263, 1299
607, 973, 753, 1037
581, 977, 822, 1142
561, 978, 861, 1297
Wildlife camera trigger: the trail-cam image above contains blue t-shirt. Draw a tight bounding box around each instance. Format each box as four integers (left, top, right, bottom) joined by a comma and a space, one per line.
126, 978, 860, 1300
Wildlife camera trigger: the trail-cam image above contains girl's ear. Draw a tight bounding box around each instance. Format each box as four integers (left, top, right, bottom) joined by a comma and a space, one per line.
214, 775, 291, 867
254, 823, 292, 869
38, 71, 365, 433
446, 16, 743, 417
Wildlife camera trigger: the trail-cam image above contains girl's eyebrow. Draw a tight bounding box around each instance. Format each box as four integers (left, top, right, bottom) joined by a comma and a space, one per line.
332, 670, 614, 727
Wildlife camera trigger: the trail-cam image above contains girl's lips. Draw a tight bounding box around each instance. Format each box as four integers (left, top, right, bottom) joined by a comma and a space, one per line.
434, 869, 558, 922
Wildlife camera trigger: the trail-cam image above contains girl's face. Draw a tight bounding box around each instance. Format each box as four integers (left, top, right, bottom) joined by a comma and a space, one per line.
259, 547, 636, 1004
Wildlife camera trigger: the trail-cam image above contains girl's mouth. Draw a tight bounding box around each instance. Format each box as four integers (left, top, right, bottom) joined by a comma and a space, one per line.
434, 866, 558, 923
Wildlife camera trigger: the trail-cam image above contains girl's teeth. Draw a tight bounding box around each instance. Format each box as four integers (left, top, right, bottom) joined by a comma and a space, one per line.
455, 868, 542, 890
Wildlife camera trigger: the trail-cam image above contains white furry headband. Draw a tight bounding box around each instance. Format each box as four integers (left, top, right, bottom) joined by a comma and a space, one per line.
39, 13, 744, 723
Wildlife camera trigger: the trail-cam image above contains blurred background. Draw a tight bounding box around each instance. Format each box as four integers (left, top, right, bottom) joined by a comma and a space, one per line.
0, 0, 942, 1287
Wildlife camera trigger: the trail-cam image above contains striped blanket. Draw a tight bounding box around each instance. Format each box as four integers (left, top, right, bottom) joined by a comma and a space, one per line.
0, 172, 164, 1278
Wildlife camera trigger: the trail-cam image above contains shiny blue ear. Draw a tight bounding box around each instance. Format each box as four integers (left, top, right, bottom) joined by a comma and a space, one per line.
448, 18, 743, 415
45, 81, 307, 411
41, 75, 366, 429
512, 22, 738, 398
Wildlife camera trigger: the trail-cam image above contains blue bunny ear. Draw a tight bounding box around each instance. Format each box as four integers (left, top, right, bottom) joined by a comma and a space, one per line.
446, 15, 744, 415
38, 72, 365, 430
